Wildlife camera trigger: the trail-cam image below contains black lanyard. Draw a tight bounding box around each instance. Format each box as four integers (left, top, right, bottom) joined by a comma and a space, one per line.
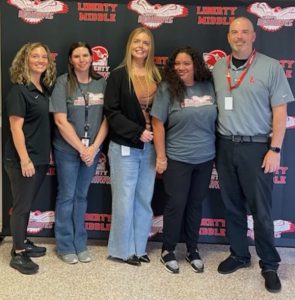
78, 82, 90, 137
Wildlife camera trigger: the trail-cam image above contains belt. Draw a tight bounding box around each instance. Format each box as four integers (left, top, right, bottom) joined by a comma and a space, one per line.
218, 134, 269, 143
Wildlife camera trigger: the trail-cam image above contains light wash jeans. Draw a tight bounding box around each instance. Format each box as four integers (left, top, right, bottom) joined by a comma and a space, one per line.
108, 141, 156, 259
54, 148, 99, 255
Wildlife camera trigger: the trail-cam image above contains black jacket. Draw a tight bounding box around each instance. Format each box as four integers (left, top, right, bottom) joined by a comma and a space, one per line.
104, 67, 146, 149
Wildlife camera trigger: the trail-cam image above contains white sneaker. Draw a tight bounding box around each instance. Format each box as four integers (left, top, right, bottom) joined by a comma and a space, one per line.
78, 250, 91, 263
61, 253, 78, 264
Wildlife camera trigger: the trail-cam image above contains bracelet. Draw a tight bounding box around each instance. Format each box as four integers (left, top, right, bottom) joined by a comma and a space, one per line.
156, 158, 167, 164
20, 158, 32, 167
90, 144, 100, 155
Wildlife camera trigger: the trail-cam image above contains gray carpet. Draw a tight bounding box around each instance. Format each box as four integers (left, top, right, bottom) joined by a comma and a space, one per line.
0, 237, 294, 300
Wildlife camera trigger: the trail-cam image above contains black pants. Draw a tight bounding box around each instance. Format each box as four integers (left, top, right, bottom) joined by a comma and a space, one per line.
162, 158, 213, 253
4, 162, 48, 251
216, 138, 281, 271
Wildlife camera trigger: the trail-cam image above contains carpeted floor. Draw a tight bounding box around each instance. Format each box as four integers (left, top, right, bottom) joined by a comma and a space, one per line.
0, 237, 294, 300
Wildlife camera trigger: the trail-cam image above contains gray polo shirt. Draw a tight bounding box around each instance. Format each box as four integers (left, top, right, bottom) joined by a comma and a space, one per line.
50, 73, 106, 154
151, 81, 217, 164
212, 52, 294, 136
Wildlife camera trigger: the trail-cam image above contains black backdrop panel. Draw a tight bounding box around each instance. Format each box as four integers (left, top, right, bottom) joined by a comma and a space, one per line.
1, 0, 295, 246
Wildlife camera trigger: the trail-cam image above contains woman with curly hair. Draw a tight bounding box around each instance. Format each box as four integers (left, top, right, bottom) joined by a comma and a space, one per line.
4, 42, 56, 275
151, 46, 217, 273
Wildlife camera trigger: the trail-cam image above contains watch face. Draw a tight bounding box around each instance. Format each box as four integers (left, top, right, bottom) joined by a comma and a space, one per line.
270, 147, 280, 153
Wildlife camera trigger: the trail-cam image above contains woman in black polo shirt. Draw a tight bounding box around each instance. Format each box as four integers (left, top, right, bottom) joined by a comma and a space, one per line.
4, 42, 56, 275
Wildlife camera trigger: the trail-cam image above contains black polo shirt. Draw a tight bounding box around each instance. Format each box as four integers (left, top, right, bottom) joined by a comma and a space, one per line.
4, 83, 51, 166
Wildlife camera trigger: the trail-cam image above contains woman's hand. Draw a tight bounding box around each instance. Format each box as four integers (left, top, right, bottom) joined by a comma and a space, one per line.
80, 145, 99, 167
140, 129, 154, 143
156, 157, 167, 174
21, 159, 35, 177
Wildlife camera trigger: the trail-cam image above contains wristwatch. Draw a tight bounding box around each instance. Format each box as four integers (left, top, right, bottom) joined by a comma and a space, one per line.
269, 146, 281, 153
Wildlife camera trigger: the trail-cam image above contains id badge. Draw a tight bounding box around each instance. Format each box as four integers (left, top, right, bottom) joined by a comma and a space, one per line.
81, 137, 90, 147
121, 145, 130, 156
225, 96, 233, 110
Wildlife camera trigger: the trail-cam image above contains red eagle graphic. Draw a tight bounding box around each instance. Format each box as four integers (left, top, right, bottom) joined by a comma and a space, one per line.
7, 0, 68, 24
128, 0, 188, 29
248, 2, 295, 31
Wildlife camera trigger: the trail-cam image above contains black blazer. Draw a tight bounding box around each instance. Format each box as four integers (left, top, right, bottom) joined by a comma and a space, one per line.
104, 67, 147, 149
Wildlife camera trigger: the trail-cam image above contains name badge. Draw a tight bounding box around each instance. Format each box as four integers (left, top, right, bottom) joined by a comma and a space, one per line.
121, 145, 130, 156
225, 96, 233, 110
81, 137, 90, 147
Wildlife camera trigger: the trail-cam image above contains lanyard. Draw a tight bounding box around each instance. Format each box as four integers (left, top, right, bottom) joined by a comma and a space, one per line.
226, 50, 256, 92
78, 82, 90, 137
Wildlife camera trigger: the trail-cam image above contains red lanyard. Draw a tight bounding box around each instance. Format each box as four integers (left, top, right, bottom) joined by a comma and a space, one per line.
226, 50, 256, 91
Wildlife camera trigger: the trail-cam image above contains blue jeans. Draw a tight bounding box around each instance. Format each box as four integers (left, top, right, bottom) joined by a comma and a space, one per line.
108, 141, 156, 259
54, 148, 99, 255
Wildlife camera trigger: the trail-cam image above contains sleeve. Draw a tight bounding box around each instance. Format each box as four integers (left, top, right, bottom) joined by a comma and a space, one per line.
269, 61, 294, 107
6, 85, 27, 118
49, 75, 68, 113
150, 83, 170, 123
104, 69, 145, 142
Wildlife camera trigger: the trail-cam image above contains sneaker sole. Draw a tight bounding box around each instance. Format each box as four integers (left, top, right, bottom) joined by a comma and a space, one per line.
160, 257, 179, 274
185, 256, 204, 273
218, 261, 251, 274
27, 251, 46, 258
10, 262, 39, 275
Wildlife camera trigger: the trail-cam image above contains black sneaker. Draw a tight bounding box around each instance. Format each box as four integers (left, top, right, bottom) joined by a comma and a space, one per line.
10, 251, 39, 275
160, 251, 179, 274
24, 239, 46, 257
125, 255, 141, 266
186, 251, 204, 273
218, 255, 250, 274
261, 270, 281, 293
138, 254, 150, 263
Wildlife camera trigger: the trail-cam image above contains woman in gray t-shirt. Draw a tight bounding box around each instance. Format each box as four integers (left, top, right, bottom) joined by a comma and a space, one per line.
151, 46, 217, 274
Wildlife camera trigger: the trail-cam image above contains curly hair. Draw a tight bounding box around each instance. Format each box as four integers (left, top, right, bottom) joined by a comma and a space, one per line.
9, 42, 56, 87
67, 41, 101, 97
163, 46, 211, 104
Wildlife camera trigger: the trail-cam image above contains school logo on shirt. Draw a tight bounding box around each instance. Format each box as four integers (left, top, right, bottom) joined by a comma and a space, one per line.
7, 0, 68, 24
247, 215, 295, 239
128, 0, 188, 29
248, 2, 295, 32
92, 46, 110, 79
182, 95, 213, 108
27, 210, 55, 233
203, 50, 227, 71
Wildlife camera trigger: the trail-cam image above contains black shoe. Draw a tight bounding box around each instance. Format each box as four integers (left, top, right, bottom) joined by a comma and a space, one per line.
125, 255, 141, 266
10, 251, 39, 275
186, 251, 204, 273
24, 239, 46, 257
262, 270, 281, 293
160, 251, 179, 274
218, 256, 250, 274
138, 254, 150, 263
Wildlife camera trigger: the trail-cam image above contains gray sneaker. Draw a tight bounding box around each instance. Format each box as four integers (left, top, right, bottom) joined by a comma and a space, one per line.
186, 251, 204, 273
60, 253, 78, 264
78, 250, 91, 263
160, 250, 179, 274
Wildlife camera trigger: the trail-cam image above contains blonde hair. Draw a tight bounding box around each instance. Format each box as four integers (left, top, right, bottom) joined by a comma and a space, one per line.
119, 27, 161, 86
9, 42, 56, 87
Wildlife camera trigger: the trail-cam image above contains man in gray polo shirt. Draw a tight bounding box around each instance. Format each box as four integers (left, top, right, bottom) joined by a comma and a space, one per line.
212, 16, 294, 293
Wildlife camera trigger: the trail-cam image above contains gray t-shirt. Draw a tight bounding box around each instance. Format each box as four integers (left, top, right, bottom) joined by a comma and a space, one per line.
212, 52, 294, 136
151, 81, 217, 164
50, 73, 106, 154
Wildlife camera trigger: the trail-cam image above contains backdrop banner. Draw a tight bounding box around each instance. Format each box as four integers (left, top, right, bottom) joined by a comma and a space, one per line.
1, 0, 295, 246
